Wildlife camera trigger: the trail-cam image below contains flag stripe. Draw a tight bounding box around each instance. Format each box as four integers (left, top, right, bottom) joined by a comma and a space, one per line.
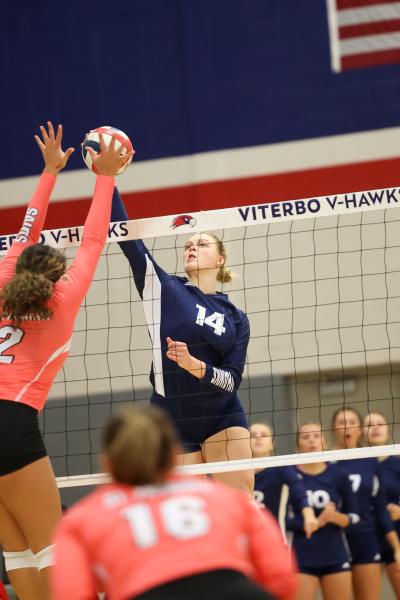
340, 31, 400, 55
3, 127, 400, 208
338, 3, 400, 26
339, 18, 400, 38
327, 0, 342, 71
341, 45, 400, 66
337, 0, 400, 9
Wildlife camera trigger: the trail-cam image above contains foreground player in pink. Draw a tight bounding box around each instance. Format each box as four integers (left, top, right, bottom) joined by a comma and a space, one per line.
52, 405, 298, 600
0, 122, 132, 600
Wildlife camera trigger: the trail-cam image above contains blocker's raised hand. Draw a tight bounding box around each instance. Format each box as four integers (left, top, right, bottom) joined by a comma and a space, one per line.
85, 133, 133, 177
35, 121, 75, 175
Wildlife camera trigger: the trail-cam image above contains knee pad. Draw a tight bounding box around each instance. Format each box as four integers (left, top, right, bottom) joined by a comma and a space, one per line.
35, 544, 55, 570
3, 548, 36, 571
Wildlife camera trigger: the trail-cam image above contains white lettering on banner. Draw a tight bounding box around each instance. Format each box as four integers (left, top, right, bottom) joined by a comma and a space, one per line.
1, 187, 400, 256
14, 207, 39, 243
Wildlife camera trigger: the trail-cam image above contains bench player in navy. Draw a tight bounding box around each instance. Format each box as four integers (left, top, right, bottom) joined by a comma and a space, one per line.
286, 423, 358, 600
363, 411, 400, 598
251, 422, 318, 538
111, 189, 253, 493
332, 408, 400, 600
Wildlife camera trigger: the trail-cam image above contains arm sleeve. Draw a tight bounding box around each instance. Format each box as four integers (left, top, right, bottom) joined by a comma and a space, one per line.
0, 173, 56, 288
339, 473, 360, 527
281, 467, 309, 512
285, 513, 305, 533
52, 518, 97, 600
111, 187, 169, 297
372, 474, 394, 534
56, 175, 114, 310
245, 500, 298, 600
200, 311, 250, 397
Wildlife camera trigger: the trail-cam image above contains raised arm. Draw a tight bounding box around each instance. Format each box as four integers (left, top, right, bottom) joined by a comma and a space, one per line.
58, 136, 133, 310
0, 122, 74, 287
111, 187, 170, 297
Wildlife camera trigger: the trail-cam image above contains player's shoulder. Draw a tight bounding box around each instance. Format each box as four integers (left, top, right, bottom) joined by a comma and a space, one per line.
60, 484, 118, 525
385, 455, 400, 471
327, 462, 350, 484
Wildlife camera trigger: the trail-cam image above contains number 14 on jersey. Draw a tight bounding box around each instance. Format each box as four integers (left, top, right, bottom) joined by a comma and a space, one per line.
195, 304, 226, 336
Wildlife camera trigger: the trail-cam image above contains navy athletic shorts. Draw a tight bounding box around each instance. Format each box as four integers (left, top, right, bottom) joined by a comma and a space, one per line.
300, 561, 351, 577
346, 531, 382, 565
378, 533, 397, 565
152, 393, 248, 453
0, 399, 47, 475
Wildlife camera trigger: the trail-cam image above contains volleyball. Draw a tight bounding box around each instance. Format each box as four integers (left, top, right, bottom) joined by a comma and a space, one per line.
82, 126, 134, 175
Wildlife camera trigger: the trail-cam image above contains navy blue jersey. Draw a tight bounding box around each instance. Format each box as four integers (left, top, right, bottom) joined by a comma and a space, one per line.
378, 456, 400, 507
111, 189, 249, 445
286, 463, 358, 568
254, 466, 309, 520
335, 458, 394, 537
377, 456, 400, 542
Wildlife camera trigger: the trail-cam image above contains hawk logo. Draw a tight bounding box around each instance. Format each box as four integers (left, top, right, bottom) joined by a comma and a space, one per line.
171, 214, 197, 229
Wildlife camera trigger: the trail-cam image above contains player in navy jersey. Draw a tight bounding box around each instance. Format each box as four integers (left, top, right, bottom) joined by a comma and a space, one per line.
286, 423, 358, 600
363, 411, 400, 598
332, 408, 400, 600
251, 422, 318, 538
111, 189, 253, 493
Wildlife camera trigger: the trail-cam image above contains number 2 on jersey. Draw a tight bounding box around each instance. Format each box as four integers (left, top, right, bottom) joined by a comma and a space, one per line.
0, 326, 24, 364
122, 496, 210, 549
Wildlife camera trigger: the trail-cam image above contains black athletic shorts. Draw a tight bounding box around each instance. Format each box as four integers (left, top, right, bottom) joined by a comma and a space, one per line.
132, 569, 275, 600
0, 400, 47, 475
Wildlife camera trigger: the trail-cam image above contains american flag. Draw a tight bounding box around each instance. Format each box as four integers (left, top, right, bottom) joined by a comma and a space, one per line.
327, 0, 400, 71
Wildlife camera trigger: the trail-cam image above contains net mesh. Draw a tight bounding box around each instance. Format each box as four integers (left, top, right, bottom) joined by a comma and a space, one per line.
4, 189, 400, 484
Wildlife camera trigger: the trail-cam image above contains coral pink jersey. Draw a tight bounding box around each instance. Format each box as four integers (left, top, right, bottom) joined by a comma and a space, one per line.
0, 173, 114, 411
52, 475, 298, 600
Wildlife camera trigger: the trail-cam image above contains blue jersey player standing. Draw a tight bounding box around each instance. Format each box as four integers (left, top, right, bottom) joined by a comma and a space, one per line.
286, 423, 359, 600
363, 411, 400, 599
111, 188, 253, 493
251, 422, 318, 538
332, 408, 400, 600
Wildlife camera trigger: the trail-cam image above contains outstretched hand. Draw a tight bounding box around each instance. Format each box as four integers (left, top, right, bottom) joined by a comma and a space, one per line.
35, 122, 74, 175
85, 133, 133, 177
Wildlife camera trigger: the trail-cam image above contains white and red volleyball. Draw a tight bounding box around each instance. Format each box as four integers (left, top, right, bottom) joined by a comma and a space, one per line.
82, 126, 134, 175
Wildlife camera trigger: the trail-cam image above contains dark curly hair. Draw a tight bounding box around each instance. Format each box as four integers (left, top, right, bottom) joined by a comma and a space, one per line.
0, 244, 66, 325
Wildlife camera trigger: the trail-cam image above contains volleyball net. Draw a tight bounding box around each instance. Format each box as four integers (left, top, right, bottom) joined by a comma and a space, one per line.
2, 186, 400, 487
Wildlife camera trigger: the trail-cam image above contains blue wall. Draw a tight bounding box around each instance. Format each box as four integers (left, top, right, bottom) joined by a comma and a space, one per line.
2, 0, 400, 178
